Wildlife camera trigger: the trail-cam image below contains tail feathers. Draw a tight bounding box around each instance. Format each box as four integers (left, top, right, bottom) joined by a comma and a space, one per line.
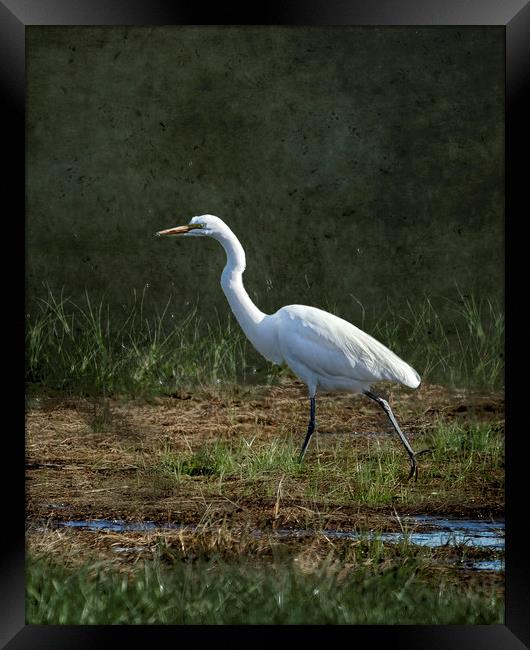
403, 366, 421, 389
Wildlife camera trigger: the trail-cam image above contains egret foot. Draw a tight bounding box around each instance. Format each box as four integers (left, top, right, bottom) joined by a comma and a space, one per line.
406, 447, 433, 481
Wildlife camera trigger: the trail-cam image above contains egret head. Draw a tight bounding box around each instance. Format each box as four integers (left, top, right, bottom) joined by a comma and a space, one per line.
156, 214, 228, 239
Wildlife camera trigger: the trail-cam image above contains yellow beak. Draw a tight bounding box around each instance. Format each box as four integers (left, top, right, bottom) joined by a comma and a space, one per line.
156, 225, 193, 236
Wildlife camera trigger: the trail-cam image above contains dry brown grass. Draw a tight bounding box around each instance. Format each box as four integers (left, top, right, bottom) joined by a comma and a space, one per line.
26, 380, 504, 530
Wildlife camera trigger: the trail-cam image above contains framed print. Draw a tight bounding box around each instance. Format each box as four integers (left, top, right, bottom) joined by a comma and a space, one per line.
3, 0, 528, 647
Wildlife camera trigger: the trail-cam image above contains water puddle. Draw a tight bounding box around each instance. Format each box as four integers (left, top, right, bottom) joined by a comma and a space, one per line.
276, 516, 504, 571
400, 515, 504, 550
284, 516, 504, 550
466, 559, 504, 572
56, 519, 184, 533
49, 516, 504, 571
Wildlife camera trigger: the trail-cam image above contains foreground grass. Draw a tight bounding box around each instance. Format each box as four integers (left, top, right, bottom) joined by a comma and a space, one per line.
26, 554, 503, 625
26, 286, 504, 397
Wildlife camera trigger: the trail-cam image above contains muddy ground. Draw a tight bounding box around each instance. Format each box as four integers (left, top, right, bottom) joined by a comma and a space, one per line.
26, 380, 504, 533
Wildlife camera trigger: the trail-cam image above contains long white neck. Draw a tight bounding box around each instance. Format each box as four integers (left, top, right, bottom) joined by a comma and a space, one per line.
214, 228, 267, 342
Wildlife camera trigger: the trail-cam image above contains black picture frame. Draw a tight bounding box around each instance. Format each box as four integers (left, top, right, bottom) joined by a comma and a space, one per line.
4, 1, 527, 647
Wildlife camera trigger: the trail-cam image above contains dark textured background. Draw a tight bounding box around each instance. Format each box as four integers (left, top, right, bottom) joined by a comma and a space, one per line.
26, 26, 504, 324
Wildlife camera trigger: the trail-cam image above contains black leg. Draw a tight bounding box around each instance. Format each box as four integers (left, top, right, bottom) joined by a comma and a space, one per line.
298, 397, 316, 463
364, 390, 420, 481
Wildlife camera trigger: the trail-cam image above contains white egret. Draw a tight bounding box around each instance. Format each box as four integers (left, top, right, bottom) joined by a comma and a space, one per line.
157, 215, 427, 480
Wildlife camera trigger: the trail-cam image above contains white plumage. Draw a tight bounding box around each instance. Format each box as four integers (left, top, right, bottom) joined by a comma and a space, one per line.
273, 304, 421, 395
157, 214, 426, 480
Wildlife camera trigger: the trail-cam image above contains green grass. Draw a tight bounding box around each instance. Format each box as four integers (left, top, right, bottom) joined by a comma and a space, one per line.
26, 554, 503, 625
422, 420, 505, 487
151, 420, 503, 508
26, 286, 504, 397
156, 435, 302, 483
26, 285, 249, 397
429, 420, 504, 459
369, 291, 504, 392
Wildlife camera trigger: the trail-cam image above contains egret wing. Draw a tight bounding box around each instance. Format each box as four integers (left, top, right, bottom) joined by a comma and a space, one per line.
276, 305, 420, 387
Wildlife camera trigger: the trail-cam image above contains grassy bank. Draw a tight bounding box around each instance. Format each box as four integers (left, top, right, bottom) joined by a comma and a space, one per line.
151, 418, 504, 509
26, 384, 504, 523
26, 552, 503, 625
26, 287, 504, 398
